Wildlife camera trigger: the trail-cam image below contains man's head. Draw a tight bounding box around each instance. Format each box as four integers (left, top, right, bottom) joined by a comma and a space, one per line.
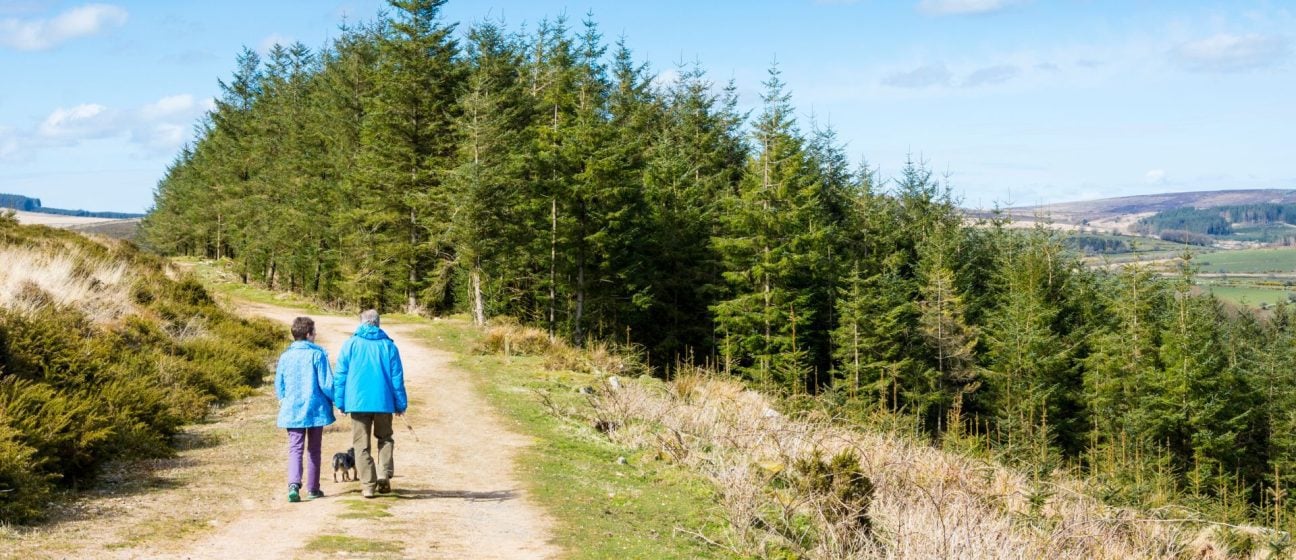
360, 309, 380, 327
291, 317, 316, 341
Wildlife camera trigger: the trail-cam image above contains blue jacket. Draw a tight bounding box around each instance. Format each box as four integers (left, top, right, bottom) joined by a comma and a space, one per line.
275, 340, 336, 428
333, 324, 408, 414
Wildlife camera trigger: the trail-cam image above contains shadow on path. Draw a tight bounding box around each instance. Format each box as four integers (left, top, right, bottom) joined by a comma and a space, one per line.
393, 488, 518, 502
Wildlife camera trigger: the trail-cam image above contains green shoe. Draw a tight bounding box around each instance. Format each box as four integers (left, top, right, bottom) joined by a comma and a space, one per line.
307, 490, 325, 500
288, 483, 301, 503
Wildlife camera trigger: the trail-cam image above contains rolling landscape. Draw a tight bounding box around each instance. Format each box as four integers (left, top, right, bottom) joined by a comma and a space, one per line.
3, 1, 1296, 559
994, 189, 1296, 309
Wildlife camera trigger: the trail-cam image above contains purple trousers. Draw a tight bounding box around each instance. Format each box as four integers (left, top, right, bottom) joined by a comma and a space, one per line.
286, 427, 323, 492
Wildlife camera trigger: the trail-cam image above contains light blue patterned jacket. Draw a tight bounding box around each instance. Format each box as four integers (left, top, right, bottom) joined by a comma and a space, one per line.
275, 340, 336, 428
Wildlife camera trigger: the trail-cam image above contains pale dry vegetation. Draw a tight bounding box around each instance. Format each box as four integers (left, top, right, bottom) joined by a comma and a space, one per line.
570, 371, 1284, 559
477, 321, 646, 377
0, 245, 133, 322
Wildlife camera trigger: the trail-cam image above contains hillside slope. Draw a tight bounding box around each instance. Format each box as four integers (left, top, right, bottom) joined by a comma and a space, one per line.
0, 216, 281, 523
997, 189, 1296, 232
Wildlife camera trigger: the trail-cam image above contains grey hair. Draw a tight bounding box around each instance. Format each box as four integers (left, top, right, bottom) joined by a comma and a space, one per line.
360, 309, 380, 326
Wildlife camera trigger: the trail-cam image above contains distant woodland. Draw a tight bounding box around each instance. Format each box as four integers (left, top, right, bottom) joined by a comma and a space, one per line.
144, 0, 1296, 529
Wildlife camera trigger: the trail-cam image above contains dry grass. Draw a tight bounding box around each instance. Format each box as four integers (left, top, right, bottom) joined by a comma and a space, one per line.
477, 321, 646, 377
583, 373, 1287, 560
0, 245, 132, 322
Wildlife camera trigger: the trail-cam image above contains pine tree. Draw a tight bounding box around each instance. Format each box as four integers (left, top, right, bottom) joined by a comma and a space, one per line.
915, 225, 979, 428
639, 62, 745, 367
350, 0, 462, 312
450, 20, 537, 325
712, 62, 818, 392
980, 225, 1070, 458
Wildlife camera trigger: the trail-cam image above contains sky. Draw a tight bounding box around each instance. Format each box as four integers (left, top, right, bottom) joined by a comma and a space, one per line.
0, 0, 1293, 213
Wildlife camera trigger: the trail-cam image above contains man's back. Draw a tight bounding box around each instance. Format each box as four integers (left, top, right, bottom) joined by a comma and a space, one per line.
334, 323, 407, 414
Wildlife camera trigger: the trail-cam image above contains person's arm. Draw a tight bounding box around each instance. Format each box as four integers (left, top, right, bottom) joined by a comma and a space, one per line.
389, 343, 408, 414
333, 340, 350, 413
275, 355, 287, 401
316, 349, 333, 405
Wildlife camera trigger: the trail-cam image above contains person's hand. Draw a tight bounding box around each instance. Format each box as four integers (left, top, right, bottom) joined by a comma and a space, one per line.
395, 412, 404, 418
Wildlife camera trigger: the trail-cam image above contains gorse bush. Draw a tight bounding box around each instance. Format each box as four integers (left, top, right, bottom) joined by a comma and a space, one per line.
0, 223, 282, 523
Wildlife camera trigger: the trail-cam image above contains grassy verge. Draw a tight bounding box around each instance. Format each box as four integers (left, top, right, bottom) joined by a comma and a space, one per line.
413, 322, 734, 560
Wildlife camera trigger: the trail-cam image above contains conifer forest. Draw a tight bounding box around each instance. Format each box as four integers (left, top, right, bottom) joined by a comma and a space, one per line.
144, 0, 1296, 529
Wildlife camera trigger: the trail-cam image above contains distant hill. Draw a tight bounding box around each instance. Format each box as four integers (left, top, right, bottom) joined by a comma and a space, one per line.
1002, 189, 1296, 225
0, 192, 145, 220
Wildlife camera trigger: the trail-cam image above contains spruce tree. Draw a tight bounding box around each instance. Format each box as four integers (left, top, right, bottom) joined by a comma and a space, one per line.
712, 62, 817, 392
449, 20, 537, 325
351, 0, 462, 312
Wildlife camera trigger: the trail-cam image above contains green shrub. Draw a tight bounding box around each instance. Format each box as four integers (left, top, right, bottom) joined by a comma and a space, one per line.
0, 421, 54, 522
0, 224, 285, 523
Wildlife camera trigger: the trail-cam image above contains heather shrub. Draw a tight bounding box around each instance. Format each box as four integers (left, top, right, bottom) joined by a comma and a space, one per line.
0, 223, 283, 523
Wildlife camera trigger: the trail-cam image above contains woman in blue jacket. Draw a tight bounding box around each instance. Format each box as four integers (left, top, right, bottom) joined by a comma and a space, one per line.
333, 309, 407, 498
275, 317, 335, 502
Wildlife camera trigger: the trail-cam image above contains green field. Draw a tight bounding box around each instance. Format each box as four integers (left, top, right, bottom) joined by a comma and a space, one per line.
1228, 223, 1296, 243
1202, 283, 1296, 308
1195, 248, 1296, 274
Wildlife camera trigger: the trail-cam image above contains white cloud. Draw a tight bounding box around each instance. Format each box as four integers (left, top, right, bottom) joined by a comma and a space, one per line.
882, 63, 951, 88
1172, 33, 1290, 72
1145, 169, 1167, 184
651, 68, 681, 90
130, 93, 209, 154
0, 3, 127, 51
962, 64, 1019, 87
37, 103, 118, 140
917, 0, 1022, 16
133, 122, 186, 154
21, 93, 207, 157
138, 94, 196, 120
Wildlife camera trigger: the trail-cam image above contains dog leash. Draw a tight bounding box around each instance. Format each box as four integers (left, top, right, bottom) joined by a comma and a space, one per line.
401, 415, 420, 442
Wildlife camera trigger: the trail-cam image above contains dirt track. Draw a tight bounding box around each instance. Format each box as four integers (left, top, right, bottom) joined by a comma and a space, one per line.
177, 302, 559, 559
11, 301, 558, 559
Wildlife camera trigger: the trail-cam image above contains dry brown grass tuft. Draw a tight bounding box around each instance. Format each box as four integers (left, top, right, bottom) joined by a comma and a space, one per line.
581, 375, 1282, 559
477, 322, 647, 377
0, 245, 133, 322
477, 321, 557, 356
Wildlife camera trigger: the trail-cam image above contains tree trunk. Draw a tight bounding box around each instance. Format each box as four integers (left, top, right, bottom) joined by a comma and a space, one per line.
471, 261, 486, 327
574, 250, 586, 346
408, 209, 418, 314
549, 197, 557, 340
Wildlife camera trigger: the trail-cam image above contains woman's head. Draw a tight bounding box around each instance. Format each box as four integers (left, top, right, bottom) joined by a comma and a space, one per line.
291, 317, 316, 341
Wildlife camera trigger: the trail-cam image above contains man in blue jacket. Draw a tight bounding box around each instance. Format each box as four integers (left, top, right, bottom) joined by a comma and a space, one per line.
334, 309, 408, 498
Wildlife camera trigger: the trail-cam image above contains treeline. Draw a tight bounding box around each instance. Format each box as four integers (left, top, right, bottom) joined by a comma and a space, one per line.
1134, 207, 1233, 236
145, 1, 1296, 528
0, 216, 281, 523
1136, 202, 1296, 238
1065, 235, 1131, 255
0, 194, 40, 212
0, 193, 144, 219
1156, 229, 1215, 246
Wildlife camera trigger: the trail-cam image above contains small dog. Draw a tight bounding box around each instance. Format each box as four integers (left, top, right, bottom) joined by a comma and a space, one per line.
332, 448, 357, 482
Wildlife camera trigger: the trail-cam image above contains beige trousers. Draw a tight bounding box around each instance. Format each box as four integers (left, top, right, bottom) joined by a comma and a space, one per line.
350, 413, 394, 491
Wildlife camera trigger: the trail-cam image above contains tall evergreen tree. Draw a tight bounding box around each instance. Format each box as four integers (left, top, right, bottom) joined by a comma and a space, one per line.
713, 62, 818, 392
449, 20, 537, 325
350, 0, 462, 312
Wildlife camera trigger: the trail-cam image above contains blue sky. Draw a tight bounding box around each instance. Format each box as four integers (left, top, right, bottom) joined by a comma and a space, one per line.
0, 0, 1292, 212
